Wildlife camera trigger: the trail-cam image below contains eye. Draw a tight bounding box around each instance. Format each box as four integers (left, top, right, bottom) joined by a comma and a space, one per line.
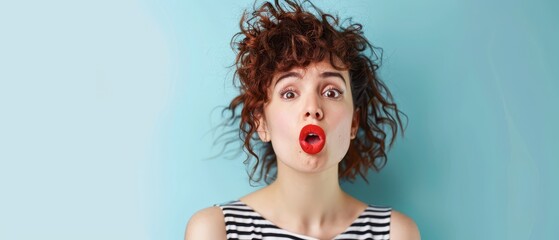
280, 88, 298, 99
323, 87, 342, 99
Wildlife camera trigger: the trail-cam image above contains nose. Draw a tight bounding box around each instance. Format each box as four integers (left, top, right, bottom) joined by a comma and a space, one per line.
303, 94, 323, 120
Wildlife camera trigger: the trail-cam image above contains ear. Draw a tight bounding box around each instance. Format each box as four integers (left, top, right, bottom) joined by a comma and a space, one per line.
351, 108, 360, 139
256, 113, 270, 142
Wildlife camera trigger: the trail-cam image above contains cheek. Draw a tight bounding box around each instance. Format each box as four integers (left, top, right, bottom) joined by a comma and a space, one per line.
333, 103, 355, 128
265, 108, 299, 160
329, 107, 355, 146
266, 108, 294, 138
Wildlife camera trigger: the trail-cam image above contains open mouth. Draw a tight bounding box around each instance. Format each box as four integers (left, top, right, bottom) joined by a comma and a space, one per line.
305, 133, 321, 144
299, 124, 326, 154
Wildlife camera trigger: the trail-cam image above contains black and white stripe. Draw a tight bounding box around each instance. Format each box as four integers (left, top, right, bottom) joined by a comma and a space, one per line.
216, 200, 391, 240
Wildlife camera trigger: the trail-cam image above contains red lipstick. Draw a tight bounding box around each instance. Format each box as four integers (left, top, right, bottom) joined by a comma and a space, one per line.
299, 124, 326, 154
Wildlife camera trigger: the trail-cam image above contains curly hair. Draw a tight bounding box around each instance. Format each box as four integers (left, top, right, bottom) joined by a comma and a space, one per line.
222, 0, 406, 185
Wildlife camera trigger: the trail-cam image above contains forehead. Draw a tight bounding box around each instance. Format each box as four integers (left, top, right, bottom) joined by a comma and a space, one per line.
271, 60, 350, 85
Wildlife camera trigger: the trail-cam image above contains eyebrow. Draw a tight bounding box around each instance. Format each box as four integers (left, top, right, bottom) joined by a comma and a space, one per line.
274, 71, 346, 87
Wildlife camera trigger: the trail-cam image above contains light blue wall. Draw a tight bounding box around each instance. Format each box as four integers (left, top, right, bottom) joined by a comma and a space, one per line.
0, 0, 557, 239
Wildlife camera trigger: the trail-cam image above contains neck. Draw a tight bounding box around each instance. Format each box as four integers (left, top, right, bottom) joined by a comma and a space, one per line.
267, 163, 348, 224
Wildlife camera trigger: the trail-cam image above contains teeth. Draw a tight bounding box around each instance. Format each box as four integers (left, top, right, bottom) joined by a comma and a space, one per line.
308, 133, 318, 137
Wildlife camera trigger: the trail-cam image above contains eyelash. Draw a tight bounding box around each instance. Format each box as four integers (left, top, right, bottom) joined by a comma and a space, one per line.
323, 87, 343, 99
278, 87, 344, 99
279, 87, 298, 99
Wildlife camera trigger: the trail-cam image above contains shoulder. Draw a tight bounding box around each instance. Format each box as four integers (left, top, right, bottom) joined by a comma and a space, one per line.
389, 209, 421, 240
184, 206, 226, 240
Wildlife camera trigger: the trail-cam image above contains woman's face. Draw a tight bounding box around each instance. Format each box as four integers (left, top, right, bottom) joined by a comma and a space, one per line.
257, 60, 359, 174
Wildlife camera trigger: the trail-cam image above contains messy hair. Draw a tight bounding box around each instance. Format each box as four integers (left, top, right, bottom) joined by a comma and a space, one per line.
222, 0, 405, 185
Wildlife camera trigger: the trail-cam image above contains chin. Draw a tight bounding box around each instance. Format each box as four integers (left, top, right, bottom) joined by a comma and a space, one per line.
296, 153, 339, 173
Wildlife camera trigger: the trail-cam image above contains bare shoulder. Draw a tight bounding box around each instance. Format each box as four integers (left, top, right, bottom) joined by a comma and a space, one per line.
184, 206, 226, 240
390, 209, 421, 240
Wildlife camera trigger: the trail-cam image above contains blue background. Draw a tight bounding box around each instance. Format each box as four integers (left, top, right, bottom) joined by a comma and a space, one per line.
0, 0, 557, 239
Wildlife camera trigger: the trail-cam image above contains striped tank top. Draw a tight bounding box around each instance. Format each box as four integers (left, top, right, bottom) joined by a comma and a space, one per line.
216, 200, 391, 240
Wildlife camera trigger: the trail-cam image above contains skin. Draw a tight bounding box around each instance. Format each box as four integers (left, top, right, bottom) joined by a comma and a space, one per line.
185, 60, 421, 240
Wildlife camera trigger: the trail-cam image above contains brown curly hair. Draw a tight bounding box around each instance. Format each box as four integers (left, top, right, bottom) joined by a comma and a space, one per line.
221, 0, 406, 185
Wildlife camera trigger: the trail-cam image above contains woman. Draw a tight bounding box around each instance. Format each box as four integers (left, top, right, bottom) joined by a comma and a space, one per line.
185, 0, 420, 239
